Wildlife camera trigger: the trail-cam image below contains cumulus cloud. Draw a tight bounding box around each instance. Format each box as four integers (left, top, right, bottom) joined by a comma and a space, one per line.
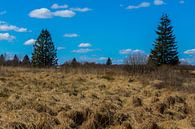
154, 0, 165, 6
64, 33, 79, 38
127, 2, 151, 10
51, 3, 68, 9
0, 11, 6, 15
78, 43, 91, 48
29, 8, 75, 19
53, 10, 76, 18
179, 0, 185, 4
71, 7, 91, 12
119, 49, 132, 54
184, 49, 195, 55
57, 47, 65, 50
24, 39, 36, 45
29, 8, 53, 19
72, 48, 94, 53
99, 57, 108, 61
29, 4, 91, 19
0, 33, 15, 41
0, 21, 29, 32
119, 49, 144, 55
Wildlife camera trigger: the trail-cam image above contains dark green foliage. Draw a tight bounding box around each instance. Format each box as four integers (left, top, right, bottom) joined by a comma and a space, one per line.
0, 54, 5, 66
32, 29, 57, 67
71, 58, 79, 67
148, 14, 179, 66
106, 58, 112, 65
22, 55, 31, 66
71, 58, 77, 65
12, 54, 20, 66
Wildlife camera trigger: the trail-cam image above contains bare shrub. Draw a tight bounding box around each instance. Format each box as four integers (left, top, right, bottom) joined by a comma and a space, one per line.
141, 121, 160, 129
7, 122, 27, 129
125, 51, 148, 65
132, 96, 142, 107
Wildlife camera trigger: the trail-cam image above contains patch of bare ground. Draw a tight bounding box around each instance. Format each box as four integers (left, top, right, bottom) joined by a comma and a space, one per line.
0, 67, 194, 129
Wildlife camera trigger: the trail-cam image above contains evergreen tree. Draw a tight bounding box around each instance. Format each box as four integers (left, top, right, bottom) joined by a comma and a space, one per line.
106, 57, 112, 65
71, 58, 79, 67
0, 54, 5, 66
22, 55, 31, 66
71, 58, 77, 64
148, 14, 179, 66
32, 29, 57, 67
12, 54, 20, 66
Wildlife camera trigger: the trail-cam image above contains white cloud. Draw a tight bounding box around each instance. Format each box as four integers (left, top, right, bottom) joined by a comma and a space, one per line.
29, 8, 76, 19
78, 43, 91, 48
72, 48, 94, 53
0, 21, 29, 32
180, 58, 189, 65
0, 33, 15, 41
57, 47, 65, 50
119, 49, 132, 54
119, 49, 144, 55
24, 39, 36, 45
154, 0, 165, 6
184, 49, 195, 55
127, 2, 151, 10
0, 11, 6, 15
64, 33, 79, 38
99, 57, 108, 61
51, 3, 68, 9
53, 10, 76, 18
179, 0, 185, 4
29, 8, 53, 19
71, 7, 91, 12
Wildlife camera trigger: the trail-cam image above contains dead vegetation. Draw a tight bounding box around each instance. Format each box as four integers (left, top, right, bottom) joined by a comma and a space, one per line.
0, 66, 194, 129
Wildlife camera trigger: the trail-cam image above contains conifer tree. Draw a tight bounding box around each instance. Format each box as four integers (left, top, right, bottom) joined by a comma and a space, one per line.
71, 58, 77, 65
148, 14, 179, 66
0, 54, 5, 66
106, 57, 112, 65
32, 29, 57, 67
22, 55, 31, 66
12, 54, 20, 66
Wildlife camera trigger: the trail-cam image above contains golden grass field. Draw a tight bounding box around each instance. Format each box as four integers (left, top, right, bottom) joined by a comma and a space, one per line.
0, 67, 194, 129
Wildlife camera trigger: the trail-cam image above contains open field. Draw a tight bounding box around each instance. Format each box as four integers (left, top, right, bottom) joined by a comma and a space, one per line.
0, 67, 194, 129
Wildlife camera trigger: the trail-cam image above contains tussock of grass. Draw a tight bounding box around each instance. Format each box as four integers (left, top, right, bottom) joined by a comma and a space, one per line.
0, 67, 194, 129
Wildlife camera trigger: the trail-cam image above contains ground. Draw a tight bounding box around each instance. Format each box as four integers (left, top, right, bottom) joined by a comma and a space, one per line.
0, 67, 194, 129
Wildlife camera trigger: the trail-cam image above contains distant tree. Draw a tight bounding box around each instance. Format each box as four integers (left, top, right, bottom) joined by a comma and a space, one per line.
71, 58, 80, 67
71, 58, 77, 64
106, 57, 112, 65
22, 55, 31, 66
148, 14, 179, 66
12, 54, 20, 66
125, 52, 147, 65
32, 29, 57, 67
180, 59, 189, 66
0, 54, 5, 66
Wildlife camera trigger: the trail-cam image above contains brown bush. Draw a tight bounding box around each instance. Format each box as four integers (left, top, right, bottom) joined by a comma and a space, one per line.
7, 122, 27, 129
132, 97, 142, 107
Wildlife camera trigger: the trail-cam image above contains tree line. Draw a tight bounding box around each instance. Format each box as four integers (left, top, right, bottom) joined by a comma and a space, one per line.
0, 14, 180, 67
0, 54, 30, 67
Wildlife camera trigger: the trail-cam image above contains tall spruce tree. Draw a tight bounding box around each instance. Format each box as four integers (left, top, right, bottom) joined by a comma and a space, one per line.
148, 14, 179, 66
106, 57, 112, 65
32, 29, 57, 67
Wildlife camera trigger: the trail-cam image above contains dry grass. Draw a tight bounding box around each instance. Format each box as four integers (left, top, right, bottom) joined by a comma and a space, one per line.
0, 66, 194, 129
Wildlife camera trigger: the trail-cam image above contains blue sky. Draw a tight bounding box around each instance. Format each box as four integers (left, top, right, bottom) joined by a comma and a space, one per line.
0, 0, 195, 64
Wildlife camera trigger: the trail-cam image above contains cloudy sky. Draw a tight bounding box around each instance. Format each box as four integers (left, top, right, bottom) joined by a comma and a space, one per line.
0, 0, 195, 64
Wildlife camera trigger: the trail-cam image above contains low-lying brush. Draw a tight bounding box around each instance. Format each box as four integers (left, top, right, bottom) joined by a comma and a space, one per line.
0, 66, 194, 129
